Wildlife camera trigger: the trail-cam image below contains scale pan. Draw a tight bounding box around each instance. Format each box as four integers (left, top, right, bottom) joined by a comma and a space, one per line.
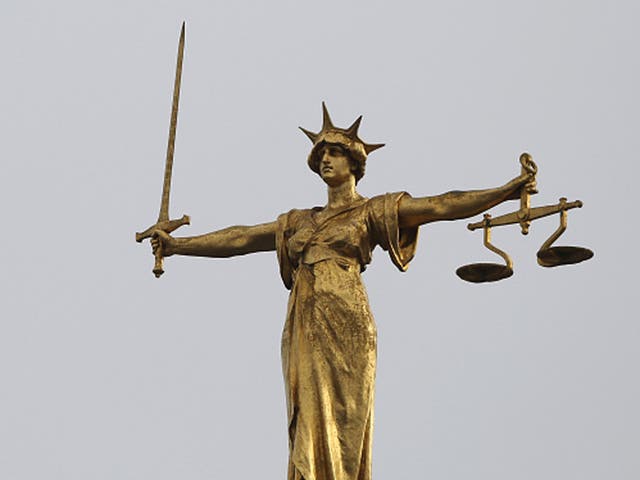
537, 246, 594, 267
456, 263, 513, 283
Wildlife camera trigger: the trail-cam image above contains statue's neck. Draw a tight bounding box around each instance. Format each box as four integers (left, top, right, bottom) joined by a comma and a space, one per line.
326, 180, 360, 210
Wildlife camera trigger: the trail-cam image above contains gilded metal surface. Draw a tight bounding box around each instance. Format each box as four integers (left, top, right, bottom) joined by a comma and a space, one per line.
456, 263, 513, 283
537, 198, 594, 267
137, 38, 592, 477
463, 159, 593, 281
467, 198, 584, 231
517, 153, 538, 234
145, 106, 539, 479
537, 246, 594, 267
457, 214, 514, 283
136, 22, 190, 277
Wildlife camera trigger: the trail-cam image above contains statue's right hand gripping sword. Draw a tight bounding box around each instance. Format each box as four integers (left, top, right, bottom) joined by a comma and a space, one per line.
136, 22, 190, 278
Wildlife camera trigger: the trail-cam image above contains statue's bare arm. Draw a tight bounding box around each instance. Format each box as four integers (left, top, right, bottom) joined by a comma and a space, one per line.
398, 172, 535, 228
153, 221, 277, 258
153, 171, 535, 256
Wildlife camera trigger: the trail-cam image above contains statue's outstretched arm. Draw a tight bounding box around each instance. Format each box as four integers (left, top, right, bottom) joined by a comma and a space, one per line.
152, 221, 277, 258
398, 172, 535, 228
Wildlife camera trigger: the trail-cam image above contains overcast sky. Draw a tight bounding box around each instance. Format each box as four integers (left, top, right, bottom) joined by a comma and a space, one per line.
2, 1, 638, 479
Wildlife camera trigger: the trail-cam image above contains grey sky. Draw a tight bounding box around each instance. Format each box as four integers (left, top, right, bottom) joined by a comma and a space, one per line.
1, 1, 638, 479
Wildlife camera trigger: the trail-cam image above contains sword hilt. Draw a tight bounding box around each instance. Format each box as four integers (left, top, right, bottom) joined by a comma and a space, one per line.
135, 214, 190, 278
135, 214, 190, 242
153, 240, 165, 278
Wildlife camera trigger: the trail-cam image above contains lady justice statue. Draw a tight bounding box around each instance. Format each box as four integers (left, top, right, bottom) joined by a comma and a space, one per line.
147, 101, 537, 480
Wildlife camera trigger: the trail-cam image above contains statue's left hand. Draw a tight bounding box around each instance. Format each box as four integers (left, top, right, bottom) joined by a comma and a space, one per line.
506, 172, 537, 201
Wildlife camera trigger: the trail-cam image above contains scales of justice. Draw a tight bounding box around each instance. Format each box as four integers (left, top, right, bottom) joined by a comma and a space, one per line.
136, 24, 593, 480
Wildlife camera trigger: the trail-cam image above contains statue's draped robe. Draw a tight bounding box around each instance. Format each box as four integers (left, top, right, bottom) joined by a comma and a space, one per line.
275, 192, 419, 480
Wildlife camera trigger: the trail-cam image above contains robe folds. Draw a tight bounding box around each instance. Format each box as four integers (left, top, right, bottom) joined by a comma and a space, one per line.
275, 192, 419, 480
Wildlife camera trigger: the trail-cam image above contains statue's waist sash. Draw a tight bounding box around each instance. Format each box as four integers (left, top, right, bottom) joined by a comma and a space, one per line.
301, 245, 360, 270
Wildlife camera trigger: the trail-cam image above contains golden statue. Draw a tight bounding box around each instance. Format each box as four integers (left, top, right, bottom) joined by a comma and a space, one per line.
147, 102, 536, 480
137, 24, 593, 480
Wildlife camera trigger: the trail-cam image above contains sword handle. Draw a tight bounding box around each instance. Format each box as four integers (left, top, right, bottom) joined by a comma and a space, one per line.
135, 215, 190, 278
153, 238, 165, 278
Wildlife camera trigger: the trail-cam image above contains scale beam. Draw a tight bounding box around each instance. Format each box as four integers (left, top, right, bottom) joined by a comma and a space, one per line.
467, 198, 583, 232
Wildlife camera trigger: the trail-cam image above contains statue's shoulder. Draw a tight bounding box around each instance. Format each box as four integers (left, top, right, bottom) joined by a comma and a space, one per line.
277, 206, 317, 227
363, 192, 404, 212
368, 192, 407, 202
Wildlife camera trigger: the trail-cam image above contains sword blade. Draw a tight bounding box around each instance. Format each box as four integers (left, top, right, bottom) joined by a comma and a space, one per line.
158, 21, 185, 223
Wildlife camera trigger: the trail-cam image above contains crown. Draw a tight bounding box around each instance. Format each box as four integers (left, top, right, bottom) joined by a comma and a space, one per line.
300, 102, 385, 180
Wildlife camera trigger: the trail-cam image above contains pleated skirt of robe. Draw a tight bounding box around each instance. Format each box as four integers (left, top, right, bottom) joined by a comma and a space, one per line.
281, 259, 377, 480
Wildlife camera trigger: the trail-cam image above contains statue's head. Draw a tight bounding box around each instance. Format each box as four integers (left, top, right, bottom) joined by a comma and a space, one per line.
300, 102, 384, 183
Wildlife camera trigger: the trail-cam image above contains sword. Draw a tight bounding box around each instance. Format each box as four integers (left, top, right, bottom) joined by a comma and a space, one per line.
136, 22, 190, 278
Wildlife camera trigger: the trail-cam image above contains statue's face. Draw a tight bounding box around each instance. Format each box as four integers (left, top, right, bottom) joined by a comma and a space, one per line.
319, 144, 353, 186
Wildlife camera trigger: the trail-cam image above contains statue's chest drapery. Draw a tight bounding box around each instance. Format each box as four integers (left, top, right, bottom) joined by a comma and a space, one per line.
275, 193, 419, 290
284, 201, 373, 270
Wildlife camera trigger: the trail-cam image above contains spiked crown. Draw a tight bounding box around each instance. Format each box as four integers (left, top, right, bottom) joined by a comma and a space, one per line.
300, 102, 385, 181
